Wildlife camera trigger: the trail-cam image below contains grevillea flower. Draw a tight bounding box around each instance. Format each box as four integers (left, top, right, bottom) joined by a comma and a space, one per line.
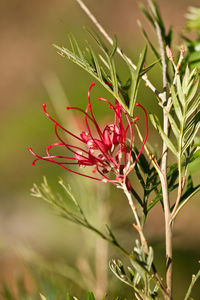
29, 82, 148, 190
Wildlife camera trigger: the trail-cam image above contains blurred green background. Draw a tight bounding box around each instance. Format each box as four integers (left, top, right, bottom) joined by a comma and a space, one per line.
0, 0, 200, 299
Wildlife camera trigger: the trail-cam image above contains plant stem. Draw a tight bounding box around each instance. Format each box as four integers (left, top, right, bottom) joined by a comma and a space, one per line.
148, 0, 173, 296
123, 184, 148, 254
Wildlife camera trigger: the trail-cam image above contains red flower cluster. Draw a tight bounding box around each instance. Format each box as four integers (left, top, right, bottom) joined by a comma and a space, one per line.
29, 82, 148, 190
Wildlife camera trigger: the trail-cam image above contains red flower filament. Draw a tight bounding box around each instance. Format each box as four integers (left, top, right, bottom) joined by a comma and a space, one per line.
29, 82, 148, 190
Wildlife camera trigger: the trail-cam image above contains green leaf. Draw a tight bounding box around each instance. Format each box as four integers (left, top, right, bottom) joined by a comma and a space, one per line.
109, 35, 118, 58
130, 187, 143, 206
130, 258, 146, 282
172, 183, 200, 220
139, 58, 160, 77
150, 113, 178, 157
182, 65, 190, 94
176, 75, 185, 109
183, 111, 200, 152
105, 224, 118, 243
184, 111, 200, 136
139, 2, 155, 29
70, 34, 85, 61
146, 247, 154, 272
108, 55, 118, 97
149, 113, 161, 130
187, 78, 199, 104
85, 29, 108, 54
88, 46, 102, 80
129, 45, 147, 115
184, 269, 200, 300
88, 292, 95, 300
186, 6, 200, 30
53, 41, 128, 110
168, 113, 180, 140
159, 130, 178, 157
66, 292, 71, 300
171, 86, 183, 122
186, 94, 200, 120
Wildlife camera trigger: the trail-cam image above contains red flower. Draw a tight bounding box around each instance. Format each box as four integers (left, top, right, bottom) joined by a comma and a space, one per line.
29, 82, 148, 190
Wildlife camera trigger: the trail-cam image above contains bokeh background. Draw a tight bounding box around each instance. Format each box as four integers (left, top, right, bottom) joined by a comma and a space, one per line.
0, 0, 200, 299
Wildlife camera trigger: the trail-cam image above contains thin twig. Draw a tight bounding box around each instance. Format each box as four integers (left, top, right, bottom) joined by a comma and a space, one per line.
123, 184, 148, 254
75, 0, 161, 100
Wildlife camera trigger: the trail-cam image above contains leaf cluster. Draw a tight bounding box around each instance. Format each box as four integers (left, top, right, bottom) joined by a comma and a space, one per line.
110, 240, 164, 299
54, 30, 156, 115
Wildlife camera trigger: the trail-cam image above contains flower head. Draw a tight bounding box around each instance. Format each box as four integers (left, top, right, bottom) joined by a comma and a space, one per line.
29, 82, 148, 190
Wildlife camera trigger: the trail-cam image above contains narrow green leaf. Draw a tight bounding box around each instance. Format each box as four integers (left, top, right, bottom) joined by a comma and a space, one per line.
100, 66, 111, 82
168, 113, 180, 140
188, 67, 196, 82
70, 34, 85, 61
109, 35, 118, 58
68, 34, 76, 54
127, 266, 135, 282
184, 269, 200, 300
139, 3, 155, 29
159, 129, 178, 157
107, 56, 118, 97
139, 58, 160, 77
172, 185, 200, 220
171, 86, 183, 122
85, 28, 108, 54
88, 46, 102, 80
130, 259, 146, 282
182, 121, 200, 153
130, 187, 143, 206
150, 113, 178, 156
184, 111, 200, 137
186, 94, 200, 120
187, 78, 199, 103
66, 292, 71, 300
105, 224, 117, 242
146, 247, 154, 272
129, 46, 147, 115
176, 75, 185, 108
190, 149, 200, 162
182, 65, 190, 94
149, 113, 161, 130
88, 292, 95, 300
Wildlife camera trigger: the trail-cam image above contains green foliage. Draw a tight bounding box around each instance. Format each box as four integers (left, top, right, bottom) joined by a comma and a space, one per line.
27, 0, 200, 299
31, 177, 128, 255
54, 30, 157, 116
186, 7, 200, 31
181, 7, 200, 70
128, 45, 147, 115
170, 68, 200, 156
110, 240, 164, 299
184, 269, 200, 300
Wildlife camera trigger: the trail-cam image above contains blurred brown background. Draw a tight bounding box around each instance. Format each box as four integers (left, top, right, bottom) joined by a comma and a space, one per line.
0, 0, 200, 299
